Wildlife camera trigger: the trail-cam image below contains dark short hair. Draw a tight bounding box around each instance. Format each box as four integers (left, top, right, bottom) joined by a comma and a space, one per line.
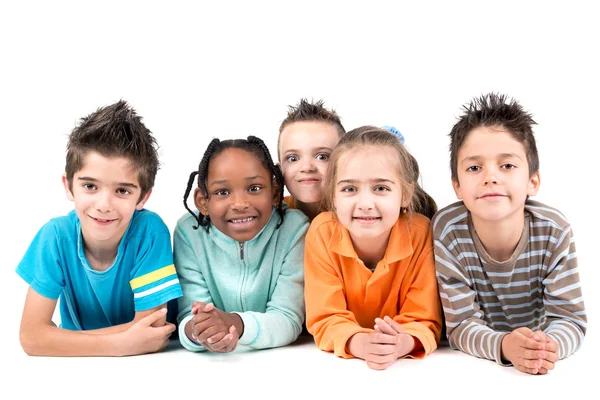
277, 98, 345, 159
449, 93, 539, 182
65, 100, 160, 201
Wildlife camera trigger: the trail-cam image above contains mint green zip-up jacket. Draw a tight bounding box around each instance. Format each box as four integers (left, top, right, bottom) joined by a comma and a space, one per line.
175, 208, 309, 352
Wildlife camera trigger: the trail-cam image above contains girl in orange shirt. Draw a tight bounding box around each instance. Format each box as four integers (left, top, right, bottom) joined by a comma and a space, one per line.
304, 126, 443, 370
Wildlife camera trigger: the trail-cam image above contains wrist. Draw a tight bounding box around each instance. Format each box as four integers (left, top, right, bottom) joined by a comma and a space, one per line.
396, 333, 415, 358
229, 312, 244, 337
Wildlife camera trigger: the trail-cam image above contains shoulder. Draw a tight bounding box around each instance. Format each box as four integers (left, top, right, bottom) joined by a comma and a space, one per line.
127, 209, 170, 237
280, 208, 309, 229
34, 210, 79, 244
525, 200, 571, 230
431, 201, 470, 240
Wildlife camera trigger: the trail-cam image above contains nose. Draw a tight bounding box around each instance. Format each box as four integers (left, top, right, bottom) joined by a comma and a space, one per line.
482, 167, 499, 185
231, 191, 250, 210
357, 191, 374, 211
299, 157, 317, 173
95, 190, 113, 213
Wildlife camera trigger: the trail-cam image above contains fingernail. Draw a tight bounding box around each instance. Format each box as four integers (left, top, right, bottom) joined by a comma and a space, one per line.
161, 308, 167, 313
207, 338, 213, 344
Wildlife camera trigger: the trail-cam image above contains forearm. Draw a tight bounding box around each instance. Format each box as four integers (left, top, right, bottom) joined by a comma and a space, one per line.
449, 321, 508, 364
235, 309, 300, 350
20, 324, 122, 357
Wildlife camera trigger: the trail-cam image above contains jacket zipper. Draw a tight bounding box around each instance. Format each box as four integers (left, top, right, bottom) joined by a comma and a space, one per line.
239, 242, 244, 260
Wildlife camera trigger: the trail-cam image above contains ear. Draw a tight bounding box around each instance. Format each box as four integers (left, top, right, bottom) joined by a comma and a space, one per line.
62, 173, 74, 201
135, 188, 152, 210
527, 171, 541, 197
194, 188, 209, 216
402, 184, 415, 208
452, 178, 463, 200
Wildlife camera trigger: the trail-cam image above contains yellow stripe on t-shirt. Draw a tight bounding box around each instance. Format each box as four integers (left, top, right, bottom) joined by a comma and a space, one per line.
130, 264, 176, 290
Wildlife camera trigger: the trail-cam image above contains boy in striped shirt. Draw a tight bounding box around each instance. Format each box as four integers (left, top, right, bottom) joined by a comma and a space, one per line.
16, 100, 182, 356
432, 93, 586, 374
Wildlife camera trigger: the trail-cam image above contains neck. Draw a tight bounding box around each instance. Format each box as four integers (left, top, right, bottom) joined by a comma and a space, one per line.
82, 235, 119, 271
350, 230, 391, 270
297, 200, 321, 221
471, 211, 525, 262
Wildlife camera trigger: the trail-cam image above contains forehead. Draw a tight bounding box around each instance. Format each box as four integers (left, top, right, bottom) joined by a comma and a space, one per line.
208, 148, 271, 181
459, 126, 527, 159
337, 146, 400, 180
76, 151, 139, 183
279, 121, 340, 154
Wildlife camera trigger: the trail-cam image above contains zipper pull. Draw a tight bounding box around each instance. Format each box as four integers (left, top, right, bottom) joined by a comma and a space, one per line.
239, 242, 244, 260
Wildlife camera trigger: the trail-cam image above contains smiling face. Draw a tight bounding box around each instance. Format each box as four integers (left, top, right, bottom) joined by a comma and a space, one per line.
63, 151, 150, 250
279, 121, 341, 205
333, 146, 406, 245
197, 148, 276, 242
453, 125, 540, 225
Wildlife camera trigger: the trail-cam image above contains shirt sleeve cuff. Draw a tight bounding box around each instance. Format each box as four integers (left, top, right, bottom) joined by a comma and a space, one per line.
178, 314, 207, 352
234, 312, 259, 346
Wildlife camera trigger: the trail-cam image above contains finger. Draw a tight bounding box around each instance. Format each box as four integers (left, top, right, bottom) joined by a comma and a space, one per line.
537, 367, 548, 375
517, 357, 543, 371
367, 343, 397, 356
206, 330, 228, 345
210, 333, 233, 351
366, 360, 394, 371
383, 316, 405, 335
514, 363, 540, 375
515, 333, 545, 351
139, 308, 167, 326
203, 303, 215, 312
197, 325, 225, 344
369, 332, 397, 345
191, 311, 213, 325
541, 359, 555, 372
544, 338, 559, 354
374, 318, 396, 335
157, 337, 171, 352
222, 326, 239, 352
191, 301, 208, 314
522, 349, 546, 360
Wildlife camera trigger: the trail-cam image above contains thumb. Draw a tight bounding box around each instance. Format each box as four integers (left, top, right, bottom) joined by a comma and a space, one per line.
384, 316, 405, 334
139, 308, 167, 326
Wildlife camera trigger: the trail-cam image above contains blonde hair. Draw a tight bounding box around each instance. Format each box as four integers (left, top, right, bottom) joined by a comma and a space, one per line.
322, 126, 437, 219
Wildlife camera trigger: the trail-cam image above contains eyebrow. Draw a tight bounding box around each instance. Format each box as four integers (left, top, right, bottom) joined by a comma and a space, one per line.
337, 178, 396, 185
460, 153, 524, 164
208, 175, 267, 187
78, 177, 138, 189
284, 147, 334, 155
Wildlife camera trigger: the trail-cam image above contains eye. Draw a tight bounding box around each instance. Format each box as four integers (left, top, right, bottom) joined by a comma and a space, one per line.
466, 165, 481, 172
83, 183, 97, 191
286, 155, 299, 163
340, 186, 357, 193
248, 185, 262, 193
214, 189, 229, 196
315, 153, 329, 161
116, 188, 131, 196
374, 185, 390, 192
501, 163, 516, 169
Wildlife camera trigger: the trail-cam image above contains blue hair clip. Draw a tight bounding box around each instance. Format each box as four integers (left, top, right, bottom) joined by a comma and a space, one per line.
382, 126, 404, 144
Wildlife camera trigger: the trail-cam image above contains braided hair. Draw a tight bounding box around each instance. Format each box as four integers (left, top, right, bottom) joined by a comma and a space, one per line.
183, 136, 286, 231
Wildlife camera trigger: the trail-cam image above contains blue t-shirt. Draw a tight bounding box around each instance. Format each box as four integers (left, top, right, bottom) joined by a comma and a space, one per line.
16, 209, 183, 330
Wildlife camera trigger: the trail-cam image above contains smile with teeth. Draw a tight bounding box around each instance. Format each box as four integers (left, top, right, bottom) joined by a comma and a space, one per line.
90, 215, 116, 224
229, 216, 256, 224
353, 216, 380, 223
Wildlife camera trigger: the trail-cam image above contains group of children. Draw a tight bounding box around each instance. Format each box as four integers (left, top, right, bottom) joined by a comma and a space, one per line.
16, 94, 586, 374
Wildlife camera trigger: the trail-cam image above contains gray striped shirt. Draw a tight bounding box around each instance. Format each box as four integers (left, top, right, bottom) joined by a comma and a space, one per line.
432, 200, 586, 365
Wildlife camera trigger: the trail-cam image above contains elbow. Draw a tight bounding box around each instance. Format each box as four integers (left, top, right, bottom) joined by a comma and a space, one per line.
19, 328, 41, 356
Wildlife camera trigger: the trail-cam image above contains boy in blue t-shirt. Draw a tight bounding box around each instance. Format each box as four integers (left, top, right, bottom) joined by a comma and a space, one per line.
16, 100, 182, 356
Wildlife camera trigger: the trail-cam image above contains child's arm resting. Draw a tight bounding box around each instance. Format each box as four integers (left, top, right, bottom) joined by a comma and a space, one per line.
392, 246, 443, 358
541, 227, 586, 359
19, 288, 173, 356
305, 227, 371, 358
233, 226, 308, 350
434, 239, 509, 364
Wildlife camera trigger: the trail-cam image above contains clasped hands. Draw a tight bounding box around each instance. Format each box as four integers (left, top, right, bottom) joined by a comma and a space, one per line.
184, 301, 243, 353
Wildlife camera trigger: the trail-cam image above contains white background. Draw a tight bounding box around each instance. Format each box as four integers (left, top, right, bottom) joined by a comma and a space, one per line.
1, 0, 597, 398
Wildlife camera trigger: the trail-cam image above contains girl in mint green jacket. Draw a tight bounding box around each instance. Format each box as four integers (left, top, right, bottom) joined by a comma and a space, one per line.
175, 136, 309, 353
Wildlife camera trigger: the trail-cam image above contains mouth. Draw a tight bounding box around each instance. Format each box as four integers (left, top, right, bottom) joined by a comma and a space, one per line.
478, 193, 507, 200
297, 178, 320, 185
228, 216, 257, 224
353, 216, 381, 224
89, 215, 117, 225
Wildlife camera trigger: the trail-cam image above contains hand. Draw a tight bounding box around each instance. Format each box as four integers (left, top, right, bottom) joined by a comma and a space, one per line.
118, 308, 176, 356
531, 331, 559, 374
373, 316, 415, 362
501, 327, 547, 374
186, 302, 242, 353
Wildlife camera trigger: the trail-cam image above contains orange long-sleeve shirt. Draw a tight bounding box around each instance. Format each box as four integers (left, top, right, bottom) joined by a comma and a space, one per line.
305, 211, 442, 359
